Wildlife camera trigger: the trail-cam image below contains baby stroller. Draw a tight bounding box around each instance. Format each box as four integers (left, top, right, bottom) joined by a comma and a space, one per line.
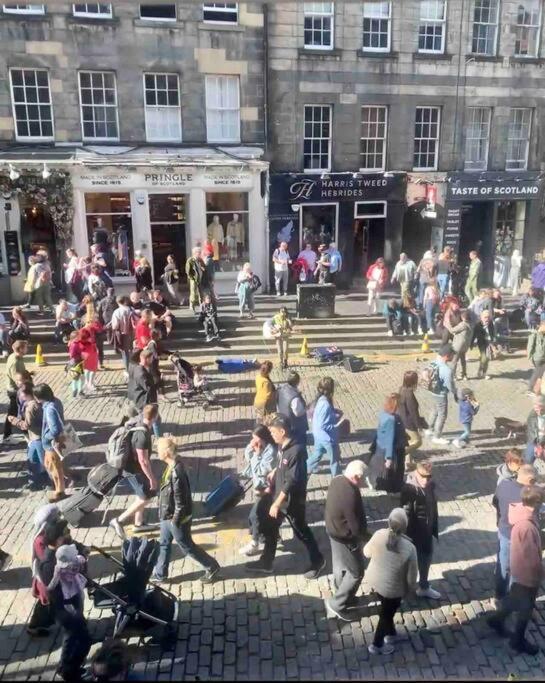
170, 352, 217, 409
88, 538, 178, 648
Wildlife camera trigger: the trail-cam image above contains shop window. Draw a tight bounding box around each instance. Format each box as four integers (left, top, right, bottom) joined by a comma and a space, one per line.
472, 0, 499, 56
413, 106, 440, 171
506, 108, 532, 170
149, 194, 186, 284
464, 107, 491, 172
3, 5, 44, 14
304, 2, 334, 50
360, 106, 388, 172
78, 71, 119, 141
205, 192, 249, 271
363, 1, 391, 52
85, 193, 133, 276
205, 75, 240, 143
418, 0, 446, 54
203, 2, 238, 23
300, 203, 337, 250
72, 4, 112, 18
139, 4, 176, 20
304, 104, 332, 172
144, 73, 181, 142
9, 69, 54, 141
495, 201, 526, 255
514, 0, 541, 56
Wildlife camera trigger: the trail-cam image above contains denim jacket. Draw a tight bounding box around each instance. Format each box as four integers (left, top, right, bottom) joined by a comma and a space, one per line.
41, 399, 64, 450
242, 443, 277, 489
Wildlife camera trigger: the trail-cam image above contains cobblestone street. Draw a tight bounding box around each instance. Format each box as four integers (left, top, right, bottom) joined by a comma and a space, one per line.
0, 347, 542, 680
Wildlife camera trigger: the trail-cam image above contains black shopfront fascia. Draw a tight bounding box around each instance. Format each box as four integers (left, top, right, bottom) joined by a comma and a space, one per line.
269, 172, 407, 288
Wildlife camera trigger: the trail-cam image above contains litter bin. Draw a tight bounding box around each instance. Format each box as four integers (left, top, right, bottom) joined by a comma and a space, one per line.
296, 283, 336, 319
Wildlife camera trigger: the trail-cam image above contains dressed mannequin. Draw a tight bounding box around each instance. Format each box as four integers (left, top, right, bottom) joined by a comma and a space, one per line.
509, 249, 523, 296
226, 213, 244, 259
207, 215, 224, 263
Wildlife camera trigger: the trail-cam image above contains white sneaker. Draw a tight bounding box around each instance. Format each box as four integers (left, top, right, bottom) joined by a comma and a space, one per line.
1, 350, 8, 358
387, 330, 393, 337
403, 331, 408, 336
239, 541, 261, 556
384, 635, 396, 645
451, 438, 463, 448
416, 586, 442, 600
109, 518, 126, 541
368, 643, 395, 655
423, 429, 433, 438
431, 437, 449, 445
365, 475, 375, 490
484, 375, 492, 380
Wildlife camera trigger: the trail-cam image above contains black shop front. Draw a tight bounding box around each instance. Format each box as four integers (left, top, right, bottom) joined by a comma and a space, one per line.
269, 172, 407, 289
445, 172, 544, 287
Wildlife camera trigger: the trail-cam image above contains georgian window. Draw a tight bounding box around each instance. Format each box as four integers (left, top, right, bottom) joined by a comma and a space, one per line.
304, 2, 334, 49
472, 0, 500, 55
78, 71, 119, 141
10, 69, 54, 141
72, 4, 112, 18
362, 1, 391, 52
514, 0, 542, 57
2, 4, 44, 13
418, 0, 447, 53
360, 106, 388, 171
413, 106, 440, 170
464, 107, 491, 171
506, 108, 532, 170
139, 4, 176, 21
144, 73, 181, 142
203, 3, 238, 23
303, 104, 332, 172
205, 75, 240, 143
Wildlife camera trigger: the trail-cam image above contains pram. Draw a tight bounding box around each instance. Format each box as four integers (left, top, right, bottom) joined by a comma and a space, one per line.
88, 538, 178, 648
170, 352, 217, 408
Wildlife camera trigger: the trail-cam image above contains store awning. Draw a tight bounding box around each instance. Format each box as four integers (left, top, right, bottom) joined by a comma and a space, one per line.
0, 144, 266, 168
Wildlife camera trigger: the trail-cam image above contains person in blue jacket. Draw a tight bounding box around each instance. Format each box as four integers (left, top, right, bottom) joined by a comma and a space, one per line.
307, 377, 342, 477
34, 383, 67, 502
368, 393, 408, 493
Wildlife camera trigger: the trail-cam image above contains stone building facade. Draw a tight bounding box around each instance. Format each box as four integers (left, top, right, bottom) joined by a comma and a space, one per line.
267, 0, 545, 288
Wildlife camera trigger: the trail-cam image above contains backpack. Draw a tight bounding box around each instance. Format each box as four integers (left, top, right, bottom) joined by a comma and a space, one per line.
106, 418, 148, 470
250, 274, 262, 292
419, 362, 442, 393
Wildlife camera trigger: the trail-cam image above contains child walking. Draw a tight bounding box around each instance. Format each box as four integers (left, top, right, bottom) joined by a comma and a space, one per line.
79, 328, 99, 394
67, 331, 84, 398
452, 388, 479, 448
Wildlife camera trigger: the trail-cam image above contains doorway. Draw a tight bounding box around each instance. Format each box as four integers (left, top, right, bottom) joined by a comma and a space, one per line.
458, 202, 495, 284
149, 194, 187, 285
20, 201, 60, 286
352, 202, 387, 276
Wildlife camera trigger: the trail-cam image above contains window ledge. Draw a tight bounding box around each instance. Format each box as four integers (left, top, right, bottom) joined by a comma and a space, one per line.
358, 50, 398, 59
298, 47, 342, 58
198, 21, 243, 32
67, 15, 119, 27
509, 56, 545, 65
413, 52, 453, 61
0, 13, 50, 22
133, 18, 183, 29
466, 54, 503, 63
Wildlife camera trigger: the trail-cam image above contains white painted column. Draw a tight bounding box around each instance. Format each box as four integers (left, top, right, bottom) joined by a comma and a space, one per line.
188, 188, 206, 250
248, 174, 267, 290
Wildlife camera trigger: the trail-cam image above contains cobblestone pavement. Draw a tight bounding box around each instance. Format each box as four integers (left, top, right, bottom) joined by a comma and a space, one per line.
0, 346, 542, 680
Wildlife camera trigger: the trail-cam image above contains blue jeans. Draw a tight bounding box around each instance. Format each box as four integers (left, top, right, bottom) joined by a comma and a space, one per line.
437, 273, 449, 298
307, 441, 341, 477
424, 301, 437, 333
525, 442, 536, 464
459, 422, 472, 443
417, 547, 433, 589
495, 533, 511, 599
152, 414, 162, 438
417, 281, 427, 308
154, 520, 219, 579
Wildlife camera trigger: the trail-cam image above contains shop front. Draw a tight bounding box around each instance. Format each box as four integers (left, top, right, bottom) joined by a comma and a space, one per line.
403, 174, 447, 258
445, 172, 544, 287
269, 172, 406, 288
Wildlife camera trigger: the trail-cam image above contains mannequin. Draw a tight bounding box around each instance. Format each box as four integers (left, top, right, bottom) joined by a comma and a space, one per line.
509, 249, 523, 296
207, 215, 224, 263
226, 213, 244, 259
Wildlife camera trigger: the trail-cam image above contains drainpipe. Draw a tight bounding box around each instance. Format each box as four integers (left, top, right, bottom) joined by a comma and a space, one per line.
263, 3, 271, 291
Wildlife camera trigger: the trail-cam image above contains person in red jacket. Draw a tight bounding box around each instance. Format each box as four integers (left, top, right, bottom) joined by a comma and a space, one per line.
366, 258, 389, 315
79, 327, 99, 395
487, 485, 544, 655
135, 309, 154, 350
67, 331, 84, 398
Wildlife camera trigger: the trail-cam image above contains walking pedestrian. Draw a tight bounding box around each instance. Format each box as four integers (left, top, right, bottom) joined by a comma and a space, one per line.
525, 395, 545, 465
423, 344, 457, 445
135, 256, 153, 293
67, 331, 84, 398
366, 257, 388, 315
298, 243, 317, 283
527, 321, 545, 392
151, 437, 221, 584
276, 370, 308, 446
391, 252, 416, 298
398, 371, 424, 460
272, 241, 291, 296
452, 387, 479, 448
488, 485, 544, 655
253, 361, 276, 424
79, 328, 99, 394
23, 256, 38, 309
449, 310, 472, 380
400, 461, 441, 600
307, 377, 342, 477
423, 277, 440, 334
161, 254, 180, 305
236, 262, 256, 319
328, 242, 343, 285
464, 250, 482, 303
239, 425, 278, 557
364, 508, 418, 655
416, 250, 436, 308
271, 306, 293, 369
134, 309, 154, 351
34, 384, 68, 502
2, 339, 28, 445
436, 247, 453, 299
472, 309, 497, 380
185, 247, 205, 313
245, 415, 325, 577
111, 296, 136, 376
324, 460, 368, 621
368, 392, 407, 493
33, 252, 54, 314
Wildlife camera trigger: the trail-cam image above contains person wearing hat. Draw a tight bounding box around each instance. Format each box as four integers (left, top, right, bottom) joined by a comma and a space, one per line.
525, 395, 545, 464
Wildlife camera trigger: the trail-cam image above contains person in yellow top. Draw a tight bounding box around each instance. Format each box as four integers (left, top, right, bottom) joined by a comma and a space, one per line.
271, 306, 294, 369
254, 361, 276, 424
3, 340, 28, 444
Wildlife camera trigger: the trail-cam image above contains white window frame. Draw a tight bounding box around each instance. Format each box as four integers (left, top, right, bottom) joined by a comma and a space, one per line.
362, 1, 392, 52
303, 104, 332, 173
354, 201, 388, 219
9, 68, 54, 142
472, 0, 500, 56
2, 4, 44, 13
360, 105, 388, 172
143, 72, 182, 143
303, 2, 335, 50
78, 70, 119, 142
205, 75, 241, 143
202, 2, 238, 24
506, 108, 532, 171
514, 0, 542, 57
464, 107, 491, 171
418, 0, 447, 54
72, 4, 112, 18
413, 106, 441, 171
139, 4, 176, 21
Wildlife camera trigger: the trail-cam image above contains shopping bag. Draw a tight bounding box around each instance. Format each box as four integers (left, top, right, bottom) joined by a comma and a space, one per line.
54, 422, 82, 460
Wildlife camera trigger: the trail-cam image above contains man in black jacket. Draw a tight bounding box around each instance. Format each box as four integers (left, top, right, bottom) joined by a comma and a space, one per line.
325, 460, 368, 620
151, 437, 220, 584
127, 349, 161, 437
246, 415, 325, 577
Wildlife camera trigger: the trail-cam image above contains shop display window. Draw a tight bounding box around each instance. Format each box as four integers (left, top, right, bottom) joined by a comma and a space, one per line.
205, 192, 248, 271
300, 203, 337, 250
85, 192, 133, 276
495, 200, 526, 256
149, 194, 186, 283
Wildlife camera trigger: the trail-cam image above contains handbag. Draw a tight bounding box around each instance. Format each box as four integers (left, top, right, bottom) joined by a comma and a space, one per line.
54, 422, 82, 460
336, 417, 351, 440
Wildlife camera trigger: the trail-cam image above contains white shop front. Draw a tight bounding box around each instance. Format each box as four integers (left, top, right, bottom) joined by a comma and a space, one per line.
71, 158, 268, 296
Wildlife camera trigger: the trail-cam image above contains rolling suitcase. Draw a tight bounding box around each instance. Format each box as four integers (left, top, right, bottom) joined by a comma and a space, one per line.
204, 475, 251, 517
313, 345, 344, 364
60, 486, 103, 528
87, 462, 121, 496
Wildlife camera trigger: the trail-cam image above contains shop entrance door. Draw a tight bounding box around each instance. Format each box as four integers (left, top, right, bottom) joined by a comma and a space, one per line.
458, 202, 495, 284
149, 194, 187, 285
352, 202, 387, 277
20, 201, 60, 287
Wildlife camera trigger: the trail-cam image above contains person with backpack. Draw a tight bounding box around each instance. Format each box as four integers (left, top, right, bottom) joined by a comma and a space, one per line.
383, 299, 403, 337
527, 321, 545, 391
111, 296, 136, 376
96, 287, 117, 346
87, 264, 107, 302
471, 309, 497, 380
151, 437, 221, 584
276, 370, 308, 446
422, 344, 458, 445
109, 404, 159, 539
33, 252, 54, 314
127, 349, 160, 434
235, 262, 257, 319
